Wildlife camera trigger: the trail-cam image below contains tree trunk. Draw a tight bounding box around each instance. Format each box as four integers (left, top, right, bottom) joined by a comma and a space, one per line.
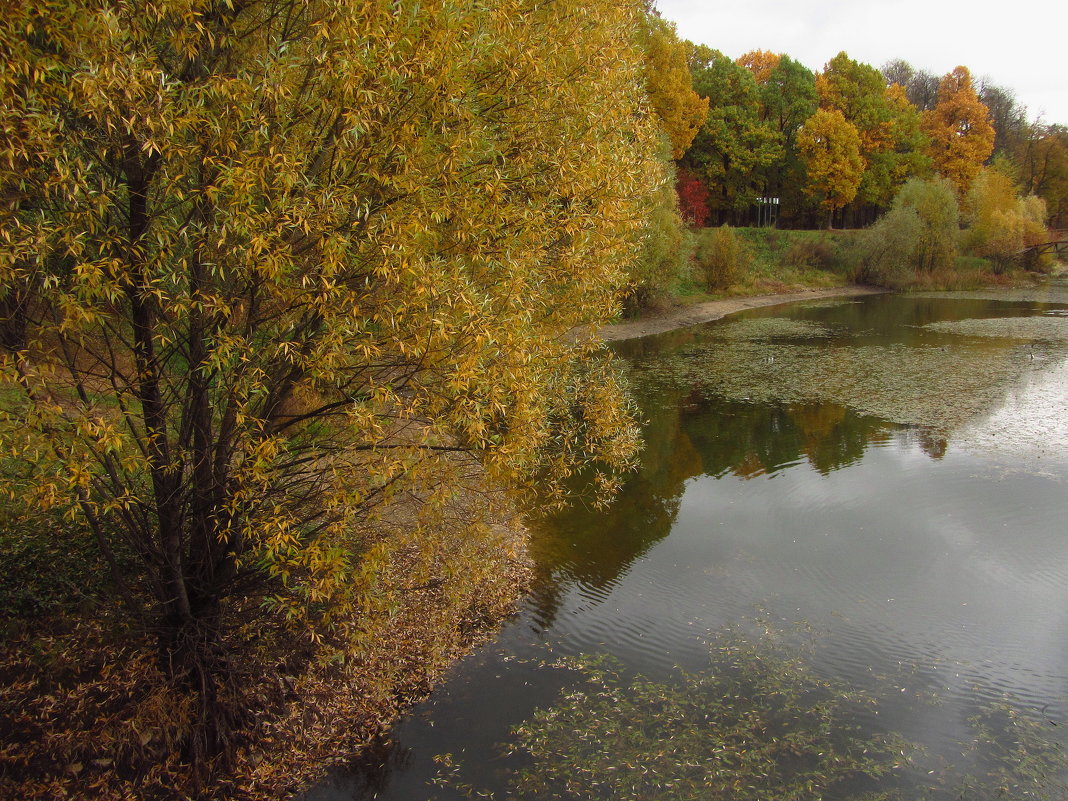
159, 602, 242, 786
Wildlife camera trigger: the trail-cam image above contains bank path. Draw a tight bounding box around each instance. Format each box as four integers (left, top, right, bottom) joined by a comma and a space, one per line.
600, 286, 887, 342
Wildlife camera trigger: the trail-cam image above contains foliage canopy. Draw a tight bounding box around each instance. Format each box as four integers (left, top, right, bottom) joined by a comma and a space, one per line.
0, 0, 657, 770
643, 15, 708, 160
797, 108, 865, 223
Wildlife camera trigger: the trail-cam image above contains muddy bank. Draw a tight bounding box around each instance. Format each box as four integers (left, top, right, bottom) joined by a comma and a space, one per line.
601, 287, 887, 342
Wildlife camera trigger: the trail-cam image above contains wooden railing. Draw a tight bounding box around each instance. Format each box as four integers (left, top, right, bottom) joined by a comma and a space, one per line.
1020, 229, 1068, 258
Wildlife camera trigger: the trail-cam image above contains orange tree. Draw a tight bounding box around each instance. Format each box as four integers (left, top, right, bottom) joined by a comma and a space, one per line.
0, 0, 657, 768
922, 66, 995, 195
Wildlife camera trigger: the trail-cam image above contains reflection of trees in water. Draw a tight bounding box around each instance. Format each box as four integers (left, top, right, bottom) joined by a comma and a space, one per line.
526, 385, 908, 627
914, 426, 948, 459
786, 294, 1050, 345
314, 735, 412, 799
683, 395, 896, 479
630, 296, 1066, 440
530, 293, 1067, 626
525, 385, 699, 628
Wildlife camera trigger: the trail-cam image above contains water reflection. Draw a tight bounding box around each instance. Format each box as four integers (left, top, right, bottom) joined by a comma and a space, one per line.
304, 290, 1068, 801
527, 398, 906, 629
953, 359, 1068, 463
622, 294, 1068, 446
526, 289, 1068, 629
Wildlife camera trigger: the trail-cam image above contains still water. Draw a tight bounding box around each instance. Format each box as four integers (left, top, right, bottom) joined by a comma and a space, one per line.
307, 287, 1068, 800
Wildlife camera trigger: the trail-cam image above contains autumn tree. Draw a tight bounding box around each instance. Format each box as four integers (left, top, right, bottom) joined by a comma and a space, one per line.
0, 0, 657, 777
818, 52, 894, 155
676, 167, 712, 227
643, 15, 708, 159
964, 165, 1048, 269
736, 49, 781, 85
921, 66, 996, 195
819, 52, 928, 212
1019, 124, 1068, 227
873, 84, 932, 202
797, 109, 865, 227
684, 46, 782, 219
628, 13, 700, 310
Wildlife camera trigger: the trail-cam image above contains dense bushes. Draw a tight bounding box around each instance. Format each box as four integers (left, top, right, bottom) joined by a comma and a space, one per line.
853, 171, 1052, 288
855, 177, 959, 286
697, 225, 751, 289
626, 146, 695, 313
964, 167, 1049, 271
648, 170, 1054, 304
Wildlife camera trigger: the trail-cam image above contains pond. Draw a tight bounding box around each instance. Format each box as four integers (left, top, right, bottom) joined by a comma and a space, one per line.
304, 286, 1068, 800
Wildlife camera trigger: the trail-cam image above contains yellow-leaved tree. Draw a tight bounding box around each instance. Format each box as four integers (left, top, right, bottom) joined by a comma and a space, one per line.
922, 66, 996, 195
797, 108, 866, 227
736, 50, 781, 85
964, 165, 1049, 270
0, 0, 659, 776
816, 52, 930, 210
642, 14, 708, 159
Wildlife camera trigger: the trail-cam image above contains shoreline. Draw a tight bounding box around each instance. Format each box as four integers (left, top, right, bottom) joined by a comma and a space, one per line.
601, 286, 887, 342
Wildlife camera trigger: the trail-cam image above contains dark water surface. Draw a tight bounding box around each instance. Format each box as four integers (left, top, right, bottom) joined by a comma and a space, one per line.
305, 288, 1068, 800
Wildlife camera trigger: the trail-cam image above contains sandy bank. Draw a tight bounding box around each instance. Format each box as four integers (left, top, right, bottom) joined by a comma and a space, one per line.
601, 286, 887, 342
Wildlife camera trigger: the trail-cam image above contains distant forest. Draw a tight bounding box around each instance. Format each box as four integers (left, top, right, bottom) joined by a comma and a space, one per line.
644, 17, 1068, 230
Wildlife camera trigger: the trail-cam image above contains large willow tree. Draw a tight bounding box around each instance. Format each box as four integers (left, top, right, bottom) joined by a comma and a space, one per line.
0, 0, 659, 764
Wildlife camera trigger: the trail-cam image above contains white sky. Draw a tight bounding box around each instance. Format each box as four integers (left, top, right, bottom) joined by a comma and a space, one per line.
654, 0, 1068, 126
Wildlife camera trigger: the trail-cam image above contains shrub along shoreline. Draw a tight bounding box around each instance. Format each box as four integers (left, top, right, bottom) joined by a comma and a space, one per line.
634, 219, 1056, 321
638, 174, 1057, 318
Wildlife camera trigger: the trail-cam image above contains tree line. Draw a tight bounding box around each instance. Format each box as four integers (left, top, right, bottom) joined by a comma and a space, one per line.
641, 16, 1067, 232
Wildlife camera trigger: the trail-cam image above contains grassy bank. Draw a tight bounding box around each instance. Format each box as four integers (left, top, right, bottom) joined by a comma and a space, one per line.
665, 226, 1051, 311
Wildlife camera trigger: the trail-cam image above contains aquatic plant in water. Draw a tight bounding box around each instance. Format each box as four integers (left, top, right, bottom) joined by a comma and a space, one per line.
433, 631, 1067, 800
923, 316, 1068, 342
500, 645, 906, 800
628, 315, 1068, 438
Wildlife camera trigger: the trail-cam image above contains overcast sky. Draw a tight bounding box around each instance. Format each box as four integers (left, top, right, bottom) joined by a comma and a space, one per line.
653, 0, 1068, 126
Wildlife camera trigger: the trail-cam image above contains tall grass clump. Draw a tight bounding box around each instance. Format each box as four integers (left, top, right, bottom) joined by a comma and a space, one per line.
697, 224, 750, 290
